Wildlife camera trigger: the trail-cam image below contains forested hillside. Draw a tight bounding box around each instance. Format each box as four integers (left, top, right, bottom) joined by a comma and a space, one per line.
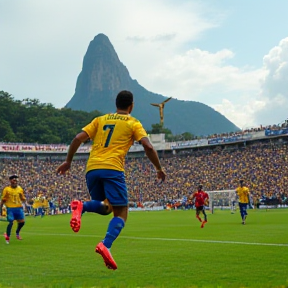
0, 91, 102, 144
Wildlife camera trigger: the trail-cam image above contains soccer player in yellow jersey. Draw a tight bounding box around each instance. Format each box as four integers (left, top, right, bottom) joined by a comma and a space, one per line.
235, 179, 250, 225
0, 175, 26, 244
32, 195, 42, 216
33, 194, 46, 217
57, 90, 166, 270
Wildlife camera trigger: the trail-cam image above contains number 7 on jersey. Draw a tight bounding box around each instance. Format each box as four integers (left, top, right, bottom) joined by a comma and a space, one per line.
103, 124, 115, 147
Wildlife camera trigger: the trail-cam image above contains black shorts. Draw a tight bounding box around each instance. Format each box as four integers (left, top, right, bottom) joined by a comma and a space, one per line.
196, 206, 204, 212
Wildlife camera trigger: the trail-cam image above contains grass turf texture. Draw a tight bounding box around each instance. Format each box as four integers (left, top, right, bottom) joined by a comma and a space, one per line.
0, 209, 287, 288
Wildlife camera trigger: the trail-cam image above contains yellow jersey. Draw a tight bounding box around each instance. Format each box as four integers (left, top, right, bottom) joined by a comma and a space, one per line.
83, 113, 147, 172
1, 186, 26, 208
236, 186, 250, 203
32, 197, 42, 209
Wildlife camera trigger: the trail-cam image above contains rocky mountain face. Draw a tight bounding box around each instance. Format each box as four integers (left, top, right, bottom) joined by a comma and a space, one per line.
65, 33, 239, 135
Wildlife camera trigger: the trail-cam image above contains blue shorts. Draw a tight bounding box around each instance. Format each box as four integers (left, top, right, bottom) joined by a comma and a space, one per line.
86, 169, 128, 206
239, 203, 248, 216
6, 207, 25, 222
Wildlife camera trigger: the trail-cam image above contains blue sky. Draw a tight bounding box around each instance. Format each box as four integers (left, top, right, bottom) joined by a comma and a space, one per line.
1, 0, 288, 129
197, 0, 288, 67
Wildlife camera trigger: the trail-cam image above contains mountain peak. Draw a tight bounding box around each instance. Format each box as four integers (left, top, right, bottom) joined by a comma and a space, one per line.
65, 33, 133, 109
86, 33, 118, 62
91, 33, 114, 51
93, 33, 110, 42
65, 35, 239, 135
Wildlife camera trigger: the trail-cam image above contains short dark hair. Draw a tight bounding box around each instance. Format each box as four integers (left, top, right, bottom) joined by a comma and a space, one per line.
116, 90, 133, 109
9, 175, 18, 180
198, 184, 203, 189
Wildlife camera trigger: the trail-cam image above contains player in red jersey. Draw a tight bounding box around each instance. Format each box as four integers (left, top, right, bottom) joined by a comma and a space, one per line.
191, 184, 209, 228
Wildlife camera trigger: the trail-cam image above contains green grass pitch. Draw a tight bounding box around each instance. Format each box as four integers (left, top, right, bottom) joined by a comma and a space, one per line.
1, 209, 287, 288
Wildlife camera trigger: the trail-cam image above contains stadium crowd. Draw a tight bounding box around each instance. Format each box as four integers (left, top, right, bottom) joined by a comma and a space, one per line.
1, 140, 288, 215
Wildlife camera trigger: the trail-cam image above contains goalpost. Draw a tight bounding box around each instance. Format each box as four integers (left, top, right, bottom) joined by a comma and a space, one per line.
206, 190, 236, 214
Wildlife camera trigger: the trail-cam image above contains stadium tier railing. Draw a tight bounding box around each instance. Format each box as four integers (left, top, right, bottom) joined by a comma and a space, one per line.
1, 128, 287, 154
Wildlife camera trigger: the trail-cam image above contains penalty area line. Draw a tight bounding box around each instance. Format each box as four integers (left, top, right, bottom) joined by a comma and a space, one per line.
23, 232, 288, 247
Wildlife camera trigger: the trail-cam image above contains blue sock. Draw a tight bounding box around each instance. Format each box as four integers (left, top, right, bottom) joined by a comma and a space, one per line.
83, 200, 109, 215
6, 222, 13, 237
16, 222, 25, 235
103, 217, 125, 249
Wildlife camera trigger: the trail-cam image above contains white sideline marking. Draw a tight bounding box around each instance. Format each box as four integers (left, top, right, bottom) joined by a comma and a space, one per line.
23, 232, 288, 247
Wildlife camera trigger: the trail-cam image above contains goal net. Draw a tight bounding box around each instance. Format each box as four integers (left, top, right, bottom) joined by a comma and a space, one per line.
206, 190, 236, 214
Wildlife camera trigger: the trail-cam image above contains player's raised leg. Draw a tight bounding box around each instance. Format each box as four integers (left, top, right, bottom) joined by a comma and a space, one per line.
70, 200, 83, 232
201, 208, 208, 228
196, 209, 202, 222
196, 215, 202, 222
70, 199, 112, 232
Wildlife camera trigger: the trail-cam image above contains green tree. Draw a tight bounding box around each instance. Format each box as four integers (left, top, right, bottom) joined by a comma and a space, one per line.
178, 132, 195, 141
148, 123, 173, 136
0, 119, 17, 142
0, 91, 103, 144
147, 123, 195, 142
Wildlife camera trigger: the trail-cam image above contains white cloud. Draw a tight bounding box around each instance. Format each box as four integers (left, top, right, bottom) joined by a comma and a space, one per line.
144, 47, 265, 128
0, 0, 221, 107
212, 98, 266, 129
1, 0, 287, 131
147, 48, 263, 101
253, 37, 288, 126
212, 37, 288, 129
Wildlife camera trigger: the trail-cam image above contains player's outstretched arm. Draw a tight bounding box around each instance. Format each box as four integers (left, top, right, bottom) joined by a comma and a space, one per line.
0, 198, 5, 215
140, 137, 166, 182
57, 131, 90, 175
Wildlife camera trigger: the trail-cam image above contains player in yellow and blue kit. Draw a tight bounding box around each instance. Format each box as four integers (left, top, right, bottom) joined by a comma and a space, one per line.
57, 90, 166, 270
0, 175, 26, 244
235, 179, 250, 225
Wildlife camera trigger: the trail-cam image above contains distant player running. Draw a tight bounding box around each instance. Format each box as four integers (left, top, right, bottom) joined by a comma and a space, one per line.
0, 175, 26, 244
191, 184, 209, 228
235, 179, 250, 224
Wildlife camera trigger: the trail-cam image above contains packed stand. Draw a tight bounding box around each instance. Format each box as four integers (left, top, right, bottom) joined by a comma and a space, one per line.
1, 141, 288, 215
